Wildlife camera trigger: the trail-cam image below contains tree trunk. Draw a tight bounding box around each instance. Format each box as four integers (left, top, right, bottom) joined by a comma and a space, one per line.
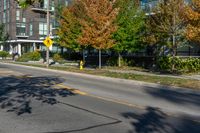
61, 47, 64, 55
82, 49, 85, 62
99, 49, 102, 69
118, 52, 122, 67
172, 34, 176, 72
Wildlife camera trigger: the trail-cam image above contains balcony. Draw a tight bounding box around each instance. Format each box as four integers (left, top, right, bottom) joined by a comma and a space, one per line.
31, 4, 54, 13
16, 33, 29, 38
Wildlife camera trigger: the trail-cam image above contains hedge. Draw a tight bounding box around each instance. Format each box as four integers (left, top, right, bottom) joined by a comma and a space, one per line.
17, 51, 41, 62
157, 56, 200, 73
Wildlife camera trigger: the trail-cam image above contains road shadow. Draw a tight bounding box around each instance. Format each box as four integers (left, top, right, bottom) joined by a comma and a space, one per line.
144, 86, 200, 106
0, 75, 75, 115
122, 107, 200, 133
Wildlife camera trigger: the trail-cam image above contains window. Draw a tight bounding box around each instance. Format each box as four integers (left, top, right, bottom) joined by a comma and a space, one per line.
23, 18, 26, 23
16, 10, 20, 20
44, 0, 48, 9
39, 22, 47, 35
16, 23, 26, 36
7, 11, 9, 22
51, 0, 55, 11
7, 0, 9, 9
3, 0, 6, 10
39, 22, 53, 35
3, 12, 5, 23
30, 24, 33, 36
65, 0, 69, 6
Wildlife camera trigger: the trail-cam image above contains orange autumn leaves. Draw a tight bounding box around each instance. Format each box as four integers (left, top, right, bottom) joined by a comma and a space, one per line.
75, 0, 119, 49
184, 0, 200, 43
57, 0, 119, 51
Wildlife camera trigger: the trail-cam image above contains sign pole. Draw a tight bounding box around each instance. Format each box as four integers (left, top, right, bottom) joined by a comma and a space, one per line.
46, 0, 50, 68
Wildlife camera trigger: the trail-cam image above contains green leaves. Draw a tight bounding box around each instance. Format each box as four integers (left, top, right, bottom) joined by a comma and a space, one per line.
113, 0, 145, 53
0, 51, 9, 58
157, 56, 200, 73
0, 24, 8, 43
57, 7, 82, 51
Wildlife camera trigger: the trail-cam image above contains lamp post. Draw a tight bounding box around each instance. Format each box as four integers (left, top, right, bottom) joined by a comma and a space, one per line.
46, 0, 50, 68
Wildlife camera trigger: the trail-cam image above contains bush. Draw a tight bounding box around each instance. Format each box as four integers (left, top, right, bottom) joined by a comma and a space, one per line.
157, 56, 200, 73
0, 51, 9, 59
106, 57, 118, 66
53, 53, 63, 62
17, 51, 41, 62
106, 57, 135, 67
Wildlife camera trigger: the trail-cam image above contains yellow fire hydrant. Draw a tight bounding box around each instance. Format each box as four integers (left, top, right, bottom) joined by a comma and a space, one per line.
80, 60, 84, 70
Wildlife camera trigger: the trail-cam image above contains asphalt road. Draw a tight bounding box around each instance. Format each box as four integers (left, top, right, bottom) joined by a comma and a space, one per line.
0, 62, 200, 133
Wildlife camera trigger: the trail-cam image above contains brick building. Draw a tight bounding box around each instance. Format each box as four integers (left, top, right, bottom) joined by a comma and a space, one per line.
0, 0, 70, 56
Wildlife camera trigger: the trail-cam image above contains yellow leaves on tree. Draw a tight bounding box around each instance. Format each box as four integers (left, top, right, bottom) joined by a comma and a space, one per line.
185, 0, 200, 43
75, 0, 119, 50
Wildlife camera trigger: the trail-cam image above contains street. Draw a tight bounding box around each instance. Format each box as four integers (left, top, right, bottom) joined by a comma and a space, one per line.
0, 62, 200, 133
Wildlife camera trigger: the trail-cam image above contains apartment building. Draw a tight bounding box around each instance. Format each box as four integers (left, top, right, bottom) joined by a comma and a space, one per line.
0, 0, 70, 55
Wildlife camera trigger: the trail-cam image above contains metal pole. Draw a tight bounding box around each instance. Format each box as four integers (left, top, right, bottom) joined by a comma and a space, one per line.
99, 49, 101, 69
46, 0, 50, 68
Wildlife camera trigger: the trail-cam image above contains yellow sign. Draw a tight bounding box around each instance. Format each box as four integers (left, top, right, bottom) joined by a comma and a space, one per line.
43, 36, 53, 48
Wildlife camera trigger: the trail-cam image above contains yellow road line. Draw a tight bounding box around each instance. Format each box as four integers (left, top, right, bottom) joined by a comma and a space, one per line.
16, 75, 34, 79
56, 84, 87, 95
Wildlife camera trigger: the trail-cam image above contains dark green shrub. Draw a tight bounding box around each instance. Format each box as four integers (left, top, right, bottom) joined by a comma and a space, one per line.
157, 56, 172, 70
121, 58, 135, 66
106, 57, 118, 66
106, 57, 135, 67
157, 56, 200, 73
17, 51, 41, 62
0, 51, 9, 59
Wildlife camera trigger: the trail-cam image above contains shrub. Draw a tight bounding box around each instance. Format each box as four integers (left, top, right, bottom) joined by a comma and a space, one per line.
106, 57, 118, 66
157, 56, 200, 73
0, 51, 9, 59
17, 51, 41, 62
53, 53, 63, 62
106, 57, 135, 67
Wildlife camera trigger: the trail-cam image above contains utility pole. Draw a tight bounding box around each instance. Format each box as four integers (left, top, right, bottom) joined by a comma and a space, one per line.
46, 0, 50, 68
99, 49, 101, 69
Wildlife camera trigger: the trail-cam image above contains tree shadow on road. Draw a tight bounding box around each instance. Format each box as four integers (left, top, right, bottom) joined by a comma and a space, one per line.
0, 75, 75, 115
144, 86, 200, 106
122, 107, 200, 133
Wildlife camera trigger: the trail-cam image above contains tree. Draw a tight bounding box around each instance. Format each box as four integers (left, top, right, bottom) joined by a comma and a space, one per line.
113, 0, 145, 67
0, 24, 9, 49
146, 0, 186, 70
73, 0, 119, 69
184, 0, 200, 44
57, 6, 82, 51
